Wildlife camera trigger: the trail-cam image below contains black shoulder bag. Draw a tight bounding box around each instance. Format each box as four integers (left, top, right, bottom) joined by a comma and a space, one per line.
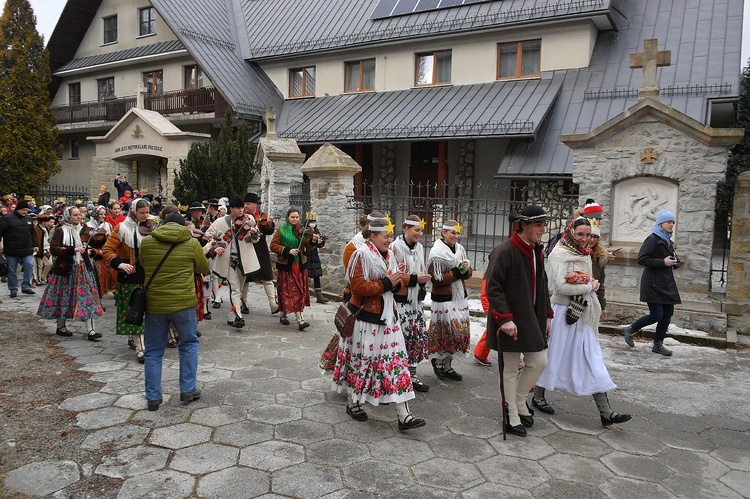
124, 244, 176, 326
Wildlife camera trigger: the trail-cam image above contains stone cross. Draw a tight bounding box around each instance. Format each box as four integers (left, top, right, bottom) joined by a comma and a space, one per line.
630, 39, 671, 99
136, 81, 147, 109
266, 106, 277, 139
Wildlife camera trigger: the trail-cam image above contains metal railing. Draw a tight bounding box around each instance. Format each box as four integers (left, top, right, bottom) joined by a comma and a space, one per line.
38, 185, 91, 207
344, 179, 578, 271
54, 87, 217, 124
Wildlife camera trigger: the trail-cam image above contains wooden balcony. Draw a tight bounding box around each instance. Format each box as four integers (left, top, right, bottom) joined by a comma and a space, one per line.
54, 87, 219, 125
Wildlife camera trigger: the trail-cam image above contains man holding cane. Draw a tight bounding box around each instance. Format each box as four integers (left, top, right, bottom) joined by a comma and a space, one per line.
485, 205, 553, 438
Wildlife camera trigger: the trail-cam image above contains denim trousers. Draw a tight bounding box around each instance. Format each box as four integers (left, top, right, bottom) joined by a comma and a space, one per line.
143, 307, 199, 401
6, 254, 34, 293
631, 303, 674, 343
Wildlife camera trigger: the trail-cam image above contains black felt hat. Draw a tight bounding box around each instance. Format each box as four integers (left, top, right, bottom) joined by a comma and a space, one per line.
244, 192, 260, 204
509, 204, 549, 223
208, 198, 220, 206
228, 196, 244, 208
188, 201, 205, 211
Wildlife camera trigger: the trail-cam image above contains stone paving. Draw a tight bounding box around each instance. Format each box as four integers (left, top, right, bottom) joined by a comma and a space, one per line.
3, 287, 750, 498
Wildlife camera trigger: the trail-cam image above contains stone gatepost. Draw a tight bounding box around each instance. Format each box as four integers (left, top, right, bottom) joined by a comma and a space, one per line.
254, 138, 306, 219
561, 98, 743, 333
726, 171, 750, 334
300, 143, 362, 294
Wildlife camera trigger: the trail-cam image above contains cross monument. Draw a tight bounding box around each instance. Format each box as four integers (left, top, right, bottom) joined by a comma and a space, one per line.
629, 38, 671, 99
136, 80, 147, 110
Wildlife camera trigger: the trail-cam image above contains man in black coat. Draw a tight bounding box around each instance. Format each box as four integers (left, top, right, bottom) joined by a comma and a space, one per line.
114, 175, 133, 199
0, 201, 38, 297
485, 205, 552, 437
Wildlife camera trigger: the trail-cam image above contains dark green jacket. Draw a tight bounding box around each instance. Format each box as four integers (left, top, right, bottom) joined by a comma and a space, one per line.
140, 223, 209, 315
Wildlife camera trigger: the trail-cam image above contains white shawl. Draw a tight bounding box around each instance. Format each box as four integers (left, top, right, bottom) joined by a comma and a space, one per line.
61, 224, 83, 264
349, 231, 366, 249
347, 240, 397, 324
546, 245, 602, 333
428, 238, 468, 303
390, 234, 426, 306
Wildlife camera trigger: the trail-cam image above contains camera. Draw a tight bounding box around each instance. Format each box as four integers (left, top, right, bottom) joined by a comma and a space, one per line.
670, 256, 680, 269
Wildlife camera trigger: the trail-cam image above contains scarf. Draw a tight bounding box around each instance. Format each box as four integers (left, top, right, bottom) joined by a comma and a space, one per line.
347, 240, 397, 324
558, 222, 592, 256
391, 234, 426, 306
279, 220, 305, 263
509, 230, 544, 304
61, 210, 83, 264
428, 238, 468, 303
349, 231, 366, 249
651, 224, 674, 249
119, 198, 149, 249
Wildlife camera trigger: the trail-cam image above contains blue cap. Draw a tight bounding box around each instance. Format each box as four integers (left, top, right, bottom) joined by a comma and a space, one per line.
656, 210, 675, 226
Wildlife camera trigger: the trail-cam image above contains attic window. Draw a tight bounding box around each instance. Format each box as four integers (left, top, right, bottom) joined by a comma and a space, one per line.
138, 7, 156, 37
289, 67, 315, 98
498, 40, 541, 80
103, 15, 117, 45
415, 50, 451, 86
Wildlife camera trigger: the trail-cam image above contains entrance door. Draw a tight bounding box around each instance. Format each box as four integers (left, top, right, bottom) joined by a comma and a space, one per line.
410, 142, 441, 233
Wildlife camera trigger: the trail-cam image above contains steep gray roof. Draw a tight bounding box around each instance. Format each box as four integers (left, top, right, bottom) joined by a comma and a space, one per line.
240, 0, 615, 60
55, 40, 186, 73
278, 74, 564, 143
497, 0, 743, 177
150, 0, 283, 119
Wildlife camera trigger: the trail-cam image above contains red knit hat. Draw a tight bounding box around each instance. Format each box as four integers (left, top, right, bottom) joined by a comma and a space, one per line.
582, 199, 603, 219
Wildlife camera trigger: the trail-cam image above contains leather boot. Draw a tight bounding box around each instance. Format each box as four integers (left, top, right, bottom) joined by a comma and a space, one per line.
262, 280, 279, 314
652, 341, 673, 356
314, 288, 329, 303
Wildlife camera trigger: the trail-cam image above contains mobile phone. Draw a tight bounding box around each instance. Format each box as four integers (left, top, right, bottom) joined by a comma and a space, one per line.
610, 248, 622, 254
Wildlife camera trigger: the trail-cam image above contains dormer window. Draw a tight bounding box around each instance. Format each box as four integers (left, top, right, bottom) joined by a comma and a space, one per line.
415, 50, 451, 86
498, 40, 541, 80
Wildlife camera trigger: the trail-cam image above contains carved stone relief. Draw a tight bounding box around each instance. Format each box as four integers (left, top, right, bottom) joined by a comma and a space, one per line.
612, 177, 678, 243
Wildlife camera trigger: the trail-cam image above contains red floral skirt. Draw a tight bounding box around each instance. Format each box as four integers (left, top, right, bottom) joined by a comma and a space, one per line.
277, 266, 309, 314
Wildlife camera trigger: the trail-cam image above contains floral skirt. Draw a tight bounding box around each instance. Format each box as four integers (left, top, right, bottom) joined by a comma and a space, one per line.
397, 301, 430, 364
37, 263, 104, 321
115, 283, 144, 336
428, 300, 471, 355
277, 267, 309, 314
332, 319, 415, 405
320, 333, 340, 371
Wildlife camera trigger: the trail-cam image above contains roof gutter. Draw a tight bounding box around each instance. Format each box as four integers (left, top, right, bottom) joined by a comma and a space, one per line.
54, 50, 189, 77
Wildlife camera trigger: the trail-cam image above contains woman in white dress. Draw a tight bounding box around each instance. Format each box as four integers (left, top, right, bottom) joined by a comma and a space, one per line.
535, 217, 631, 427
390, 215, 432, 392
332, 218, 426, 431
427, 220, 472, 381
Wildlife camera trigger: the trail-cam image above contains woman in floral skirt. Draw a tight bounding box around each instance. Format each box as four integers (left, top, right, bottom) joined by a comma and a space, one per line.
270, 209, 317, 330
102, 198, 151, 362
391, 214, 432, 392
332, 218, 426, 431
38, 206, 104, 340
427, 220, 472, 381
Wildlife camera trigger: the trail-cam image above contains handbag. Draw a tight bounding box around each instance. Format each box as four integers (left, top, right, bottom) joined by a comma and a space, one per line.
0, 253, 7, 277
565, 294, 588, 325
334, 302, 365, 339
124, 243, 176, 326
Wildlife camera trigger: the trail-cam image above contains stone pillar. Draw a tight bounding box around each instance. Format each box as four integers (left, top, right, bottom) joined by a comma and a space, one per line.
254, 137, 306, 219
300, 143, 362, 293
726, 171, 750, 334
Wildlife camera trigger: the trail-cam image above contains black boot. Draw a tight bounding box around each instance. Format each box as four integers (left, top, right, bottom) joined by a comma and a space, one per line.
652, 341, 673, 356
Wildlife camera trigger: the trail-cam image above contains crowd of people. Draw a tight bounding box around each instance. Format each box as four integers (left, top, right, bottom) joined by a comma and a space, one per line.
1, 185, 678, 434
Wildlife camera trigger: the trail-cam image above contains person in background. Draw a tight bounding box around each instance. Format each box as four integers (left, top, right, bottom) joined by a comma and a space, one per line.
536, 217, 631, 428
305, 214, 329, 304
240, 193, 279, 315
485, 205, 552, 437
0, 200, 37, 297
139, 212, 210, 411
622, 210, 681, 356
427, 220, 472, 381
37, 206, 104, 341
472, 279, 493, 366
97, 185, 111, 208
34, 214, 54, 285
269, 209, 317, 330
332, 218, 425, 431
102, 198, 152, 363
106, 202, 125, 228
114, 174, 133, 199
390, 214, 432, 392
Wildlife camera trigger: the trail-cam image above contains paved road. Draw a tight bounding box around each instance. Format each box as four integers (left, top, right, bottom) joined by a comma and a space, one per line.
3, 287, 750, 498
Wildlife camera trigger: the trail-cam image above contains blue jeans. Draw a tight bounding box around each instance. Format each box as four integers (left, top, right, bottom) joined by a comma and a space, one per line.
6, 254, 34, 293
143, 307, 199, 402
631, 303, 674, 343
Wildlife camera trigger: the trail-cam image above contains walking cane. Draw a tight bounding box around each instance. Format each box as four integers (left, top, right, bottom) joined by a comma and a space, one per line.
498, 342, 507, 441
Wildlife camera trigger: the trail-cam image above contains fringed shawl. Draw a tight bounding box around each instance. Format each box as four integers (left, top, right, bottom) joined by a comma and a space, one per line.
349, 231, 366, 249
61, 223, 83, 264
391, 234, 426, 306
347, 240, 397, 324
428, 238, 468, 303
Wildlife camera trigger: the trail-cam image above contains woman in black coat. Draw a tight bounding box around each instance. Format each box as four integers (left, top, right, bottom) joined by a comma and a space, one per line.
622, 210, 681, 356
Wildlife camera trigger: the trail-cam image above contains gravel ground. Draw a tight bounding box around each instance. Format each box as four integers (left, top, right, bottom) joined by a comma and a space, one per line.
0, 310, 122, 498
